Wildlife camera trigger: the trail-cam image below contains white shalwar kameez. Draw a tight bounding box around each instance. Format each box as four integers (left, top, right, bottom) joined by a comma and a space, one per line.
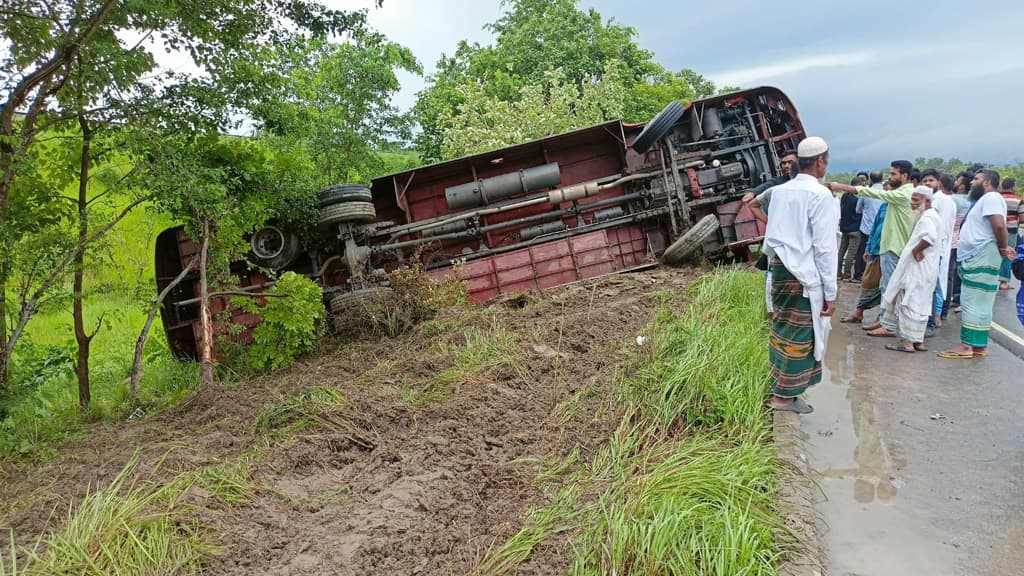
880, 208, 943, 342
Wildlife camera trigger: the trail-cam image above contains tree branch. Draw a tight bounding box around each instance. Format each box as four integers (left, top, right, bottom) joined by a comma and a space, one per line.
129, 254, 199, 398
1, 0, 120, 126
3, 193, 149, 362
210, 291, 289, 299
87, 312, 105, 340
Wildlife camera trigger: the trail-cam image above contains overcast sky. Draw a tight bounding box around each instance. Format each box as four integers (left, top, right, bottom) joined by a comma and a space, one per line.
333, 0, 1024, 170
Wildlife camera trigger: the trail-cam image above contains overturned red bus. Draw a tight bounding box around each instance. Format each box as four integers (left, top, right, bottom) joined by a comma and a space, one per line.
155, 86, 806, 359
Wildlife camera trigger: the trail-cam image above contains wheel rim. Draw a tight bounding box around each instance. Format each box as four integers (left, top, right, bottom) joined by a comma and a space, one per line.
251, 226, 285, 260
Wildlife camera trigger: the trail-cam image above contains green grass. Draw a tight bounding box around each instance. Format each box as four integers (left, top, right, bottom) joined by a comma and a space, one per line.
1, 202, 193, 460
476, 269, 789, 576
434, 323, 527, 388
186, 458, 260, 508
0, 301, 198, 459
395, 322, 528, 408
252, 386, 346, 433
0, 530, 22, 576
14, 456, 211, 575
4, 449, 266, 574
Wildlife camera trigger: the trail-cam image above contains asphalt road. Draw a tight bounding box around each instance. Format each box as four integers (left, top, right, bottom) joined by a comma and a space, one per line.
801, 280, 1024, 576
990, 277, 1024, 358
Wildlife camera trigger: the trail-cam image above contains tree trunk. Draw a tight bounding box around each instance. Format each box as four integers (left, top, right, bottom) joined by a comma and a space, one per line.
129, 256, 198, 399
73, 116, 94, 412
0, 256, 8, 386
198, 218, 215, 385
0, 115, 12, 387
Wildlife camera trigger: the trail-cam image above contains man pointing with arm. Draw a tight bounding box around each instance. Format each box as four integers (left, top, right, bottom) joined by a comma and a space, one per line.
829, 160, 916, 336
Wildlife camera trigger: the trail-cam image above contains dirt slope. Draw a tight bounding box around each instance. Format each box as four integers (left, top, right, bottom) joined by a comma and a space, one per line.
0, 266, 698, 575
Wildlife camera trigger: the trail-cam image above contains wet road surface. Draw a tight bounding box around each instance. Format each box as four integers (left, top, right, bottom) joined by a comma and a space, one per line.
801, 282, 1024, 576
990, 277, 1023, 358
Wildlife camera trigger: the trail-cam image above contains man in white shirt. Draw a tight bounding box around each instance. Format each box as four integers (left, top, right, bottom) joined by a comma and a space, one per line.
939, 169, 1016, 359
921, 169, 956, 331
763, 136, 839, 414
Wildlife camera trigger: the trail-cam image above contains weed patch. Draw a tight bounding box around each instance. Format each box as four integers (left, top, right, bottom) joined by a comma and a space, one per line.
331, 262, 468, 339
252, 386, 346, 433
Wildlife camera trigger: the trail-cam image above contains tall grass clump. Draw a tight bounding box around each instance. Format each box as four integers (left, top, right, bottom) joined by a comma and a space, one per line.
572, 269, 784, 575
478, 269, 788, 576
18, 456, 211, 575
332, 262, 469, 339
638, 270, 771, 433
252, 386, 347, 433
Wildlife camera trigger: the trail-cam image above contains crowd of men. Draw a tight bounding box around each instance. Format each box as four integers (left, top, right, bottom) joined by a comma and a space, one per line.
743, 136, 1024, 414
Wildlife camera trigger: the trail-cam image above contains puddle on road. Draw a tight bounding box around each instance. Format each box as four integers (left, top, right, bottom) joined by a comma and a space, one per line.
803, 335, 898, 504
802, 321, 960, 575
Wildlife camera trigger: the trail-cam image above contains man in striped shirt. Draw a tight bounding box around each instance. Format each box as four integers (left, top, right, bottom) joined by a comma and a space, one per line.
999, 178, 1021, 290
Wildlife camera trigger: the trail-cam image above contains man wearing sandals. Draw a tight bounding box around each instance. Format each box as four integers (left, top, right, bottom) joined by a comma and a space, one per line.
763, 137, 838, 415
878, 187, 944, 352
939, 170, 1015, 359
829, 160, 916, 337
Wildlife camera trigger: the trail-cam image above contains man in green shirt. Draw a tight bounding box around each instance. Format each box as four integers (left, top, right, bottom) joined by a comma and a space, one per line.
829, 160, 915, 335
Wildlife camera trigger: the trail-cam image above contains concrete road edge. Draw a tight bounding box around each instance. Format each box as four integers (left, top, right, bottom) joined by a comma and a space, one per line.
990, 321, 1024, 360
774, 410, 825, 576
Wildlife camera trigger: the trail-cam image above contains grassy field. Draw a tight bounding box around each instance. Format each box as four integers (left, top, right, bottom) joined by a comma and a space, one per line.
1, 205, 196, 459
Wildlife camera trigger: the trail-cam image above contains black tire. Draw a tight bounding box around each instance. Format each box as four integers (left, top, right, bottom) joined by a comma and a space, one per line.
329, 287, 392, 315
318, 202, 377, 229
248, 224, 302, 270
318, 184, 373, 207
661, 214, 720, 266
632, 101, 685, 154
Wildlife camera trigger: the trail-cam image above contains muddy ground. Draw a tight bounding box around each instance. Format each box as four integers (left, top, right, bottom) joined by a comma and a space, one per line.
0, 266, 699, 575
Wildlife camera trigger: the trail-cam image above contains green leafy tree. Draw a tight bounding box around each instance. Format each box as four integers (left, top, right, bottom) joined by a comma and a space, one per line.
413, 0, 717, 162
438, 63, 627, 158
0, 0, 372, 392
253, 31, 422, 185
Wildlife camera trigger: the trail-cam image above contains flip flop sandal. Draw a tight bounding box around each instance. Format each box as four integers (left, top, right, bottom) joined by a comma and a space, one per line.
767, 397, 814, 414
866, 329, 896, 338
885, 342, 916, 353
914, 344, 928, 352
862, 323, 882, 331
937, 350, 973, 359
972, 349, 989, 357
839, 316, 862, 323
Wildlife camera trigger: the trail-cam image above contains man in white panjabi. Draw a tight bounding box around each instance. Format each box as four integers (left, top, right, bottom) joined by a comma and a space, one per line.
763, 136, 838, 415
879, 186, 944, 352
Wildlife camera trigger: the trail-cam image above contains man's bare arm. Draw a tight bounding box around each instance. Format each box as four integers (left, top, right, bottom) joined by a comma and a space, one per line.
750, 198, 767, 224
986, 214, 1015, 259
911, 239, 932, 262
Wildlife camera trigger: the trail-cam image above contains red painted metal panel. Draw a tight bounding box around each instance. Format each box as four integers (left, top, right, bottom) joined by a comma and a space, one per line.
425, 229, 631, 302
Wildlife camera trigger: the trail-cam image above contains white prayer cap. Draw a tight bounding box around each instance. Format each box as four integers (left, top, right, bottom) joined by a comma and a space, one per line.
797, 136, 829, 158
913, 185, 934, 200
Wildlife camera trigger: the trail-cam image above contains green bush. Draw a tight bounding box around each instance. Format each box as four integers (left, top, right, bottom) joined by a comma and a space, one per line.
241, 272, 325, 372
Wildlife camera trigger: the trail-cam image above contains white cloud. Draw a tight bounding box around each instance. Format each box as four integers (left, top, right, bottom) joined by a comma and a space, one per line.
708, 51, 877, 87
